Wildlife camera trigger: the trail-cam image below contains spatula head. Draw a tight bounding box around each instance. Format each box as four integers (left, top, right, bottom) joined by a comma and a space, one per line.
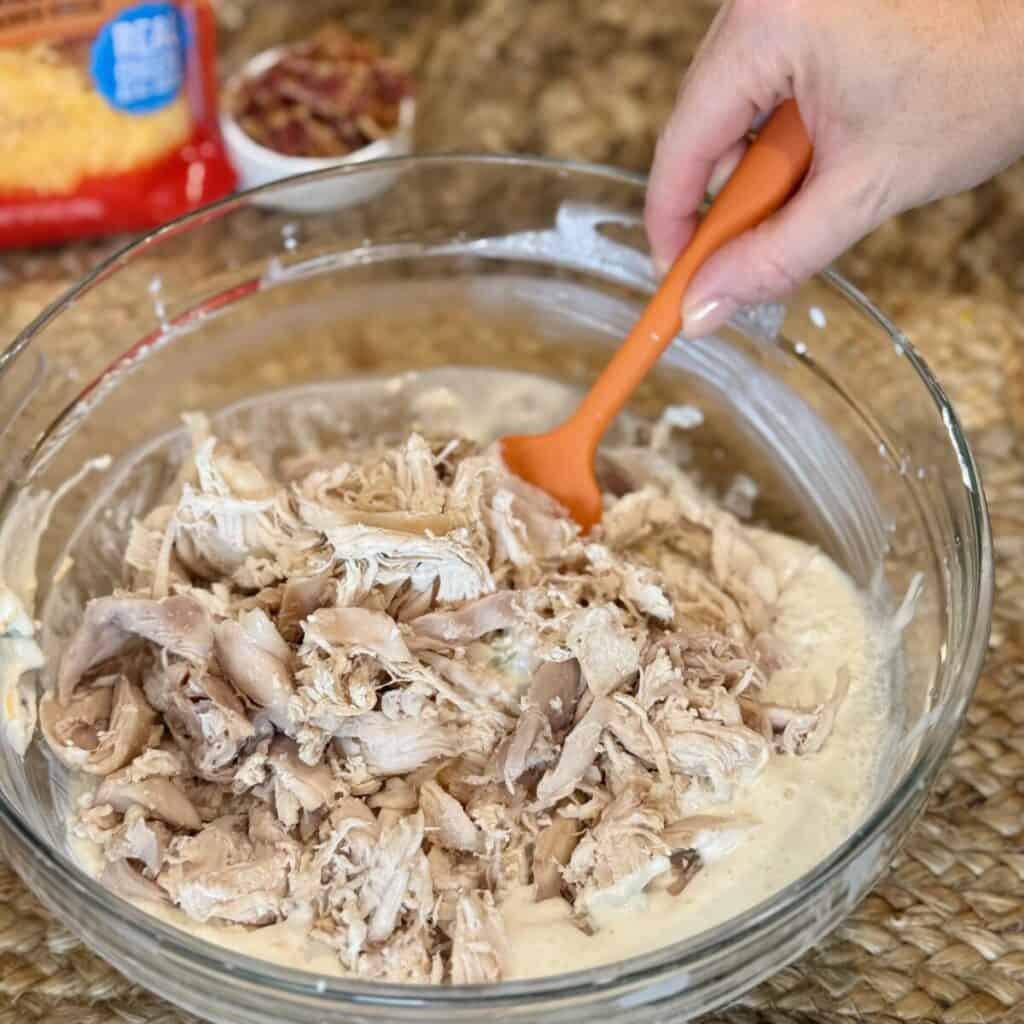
500, 428, 602, 533
499, 102, 812, 532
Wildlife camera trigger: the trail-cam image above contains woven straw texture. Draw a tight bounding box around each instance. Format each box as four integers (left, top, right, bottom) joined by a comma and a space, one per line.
2, 3, 1024, 1022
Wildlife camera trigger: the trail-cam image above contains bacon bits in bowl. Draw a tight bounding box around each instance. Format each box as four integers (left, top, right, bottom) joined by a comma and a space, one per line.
221, 26, 415, 213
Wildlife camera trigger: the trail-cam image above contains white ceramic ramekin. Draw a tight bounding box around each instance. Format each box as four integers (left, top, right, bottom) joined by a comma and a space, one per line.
220, 46, 415, 213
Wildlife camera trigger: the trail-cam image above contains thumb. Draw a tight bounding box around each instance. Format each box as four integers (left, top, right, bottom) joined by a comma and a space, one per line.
645, 3, 803, 275
680, 162, 887, 337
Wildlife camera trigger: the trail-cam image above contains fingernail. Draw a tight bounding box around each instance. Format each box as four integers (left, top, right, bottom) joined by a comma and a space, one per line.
707, 153, 740, 198
706, 163, 732, 199
653, 252, 671, 278
706, 140, 748, 199
682, 297, 724, 337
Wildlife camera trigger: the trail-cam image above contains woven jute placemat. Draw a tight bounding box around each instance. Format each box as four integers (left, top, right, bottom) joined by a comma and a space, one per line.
3, 3, 1024, 1021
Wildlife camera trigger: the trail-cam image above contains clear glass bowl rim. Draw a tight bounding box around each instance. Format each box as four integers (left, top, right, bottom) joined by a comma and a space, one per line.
0, 153, 994, 1008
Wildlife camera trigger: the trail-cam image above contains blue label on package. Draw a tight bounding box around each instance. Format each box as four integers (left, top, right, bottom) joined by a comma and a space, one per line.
90, 3, 186, 115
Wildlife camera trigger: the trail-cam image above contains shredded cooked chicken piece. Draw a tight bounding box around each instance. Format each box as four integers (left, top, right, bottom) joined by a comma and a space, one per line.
451, 891, 507, 983
37, 422, 850, 983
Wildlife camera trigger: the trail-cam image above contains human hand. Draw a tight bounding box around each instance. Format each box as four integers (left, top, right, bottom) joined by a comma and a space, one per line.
646, 0, 1024, 336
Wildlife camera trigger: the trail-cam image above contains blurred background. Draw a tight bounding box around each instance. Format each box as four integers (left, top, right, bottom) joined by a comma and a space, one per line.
5, 0, 1024, 325
4, 0, 1024, 437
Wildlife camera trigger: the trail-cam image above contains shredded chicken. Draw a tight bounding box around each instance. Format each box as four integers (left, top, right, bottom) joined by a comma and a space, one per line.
36, 422, 849, 983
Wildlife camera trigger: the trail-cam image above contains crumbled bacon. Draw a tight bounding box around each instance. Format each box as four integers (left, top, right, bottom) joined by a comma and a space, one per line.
38, 418, 849, 983
230, 25, 413, 158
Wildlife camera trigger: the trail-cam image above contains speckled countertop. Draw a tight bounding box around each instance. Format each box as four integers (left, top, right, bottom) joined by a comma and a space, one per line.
2, 4, 1024, 1023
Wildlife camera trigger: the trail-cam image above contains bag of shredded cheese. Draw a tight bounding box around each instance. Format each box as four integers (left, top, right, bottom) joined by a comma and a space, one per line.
0, 0, 235, 246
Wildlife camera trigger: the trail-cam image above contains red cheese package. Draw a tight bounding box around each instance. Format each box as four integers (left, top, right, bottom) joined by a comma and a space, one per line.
0, 0, 237, 247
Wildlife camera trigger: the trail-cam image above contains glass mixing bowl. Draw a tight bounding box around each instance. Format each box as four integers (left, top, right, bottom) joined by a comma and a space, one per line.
0, 156, 992, 1023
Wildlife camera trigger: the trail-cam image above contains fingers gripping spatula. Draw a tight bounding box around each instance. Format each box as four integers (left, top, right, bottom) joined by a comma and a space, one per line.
500, 100, 813, 531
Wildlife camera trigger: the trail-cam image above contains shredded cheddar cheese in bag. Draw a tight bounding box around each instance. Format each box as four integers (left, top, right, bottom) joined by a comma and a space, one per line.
0, 0, 235, 246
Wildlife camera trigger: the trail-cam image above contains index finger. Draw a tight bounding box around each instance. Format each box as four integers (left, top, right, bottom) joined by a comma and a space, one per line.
644, 7, 782, 271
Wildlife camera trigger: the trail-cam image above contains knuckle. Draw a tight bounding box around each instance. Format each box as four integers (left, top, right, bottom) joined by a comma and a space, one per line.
731, 0, 770, 19
652, 122, 674, 159
733, 0, 800, 19
642, 198, 660, 236
749, 241, 805, 300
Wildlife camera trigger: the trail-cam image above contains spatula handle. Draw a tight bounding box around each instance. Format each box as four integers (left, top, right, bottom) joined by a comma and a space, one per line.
569, 99, 813, 447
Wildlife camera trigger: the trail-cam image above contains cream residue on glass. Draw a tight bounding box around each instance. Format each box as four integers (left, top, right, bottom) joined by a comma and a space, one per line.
0, 458, 110, 756
8, 386, 897, 984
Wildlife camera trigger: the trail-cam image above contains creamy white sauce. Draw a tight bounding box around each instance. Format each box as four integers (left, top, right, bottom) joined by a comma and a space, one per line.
66, 528, 891, 981
499, 530, 889, 978
4, 375, 893, 981
0, 498, 50, 755
0, 457, 110, 753
136, 899, 350, 977
69, 832, 349, 976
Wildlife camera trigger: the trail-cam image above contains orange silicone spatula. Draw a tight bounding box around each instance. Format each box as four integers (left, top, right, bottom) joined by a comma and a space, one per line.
501, 99, 813, 532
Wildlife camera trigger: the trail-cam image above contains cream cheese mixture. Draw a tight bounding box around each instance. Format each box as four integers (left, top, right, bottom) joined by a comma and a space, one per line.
7, 397, 895, 984
76, 527, 885, 980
